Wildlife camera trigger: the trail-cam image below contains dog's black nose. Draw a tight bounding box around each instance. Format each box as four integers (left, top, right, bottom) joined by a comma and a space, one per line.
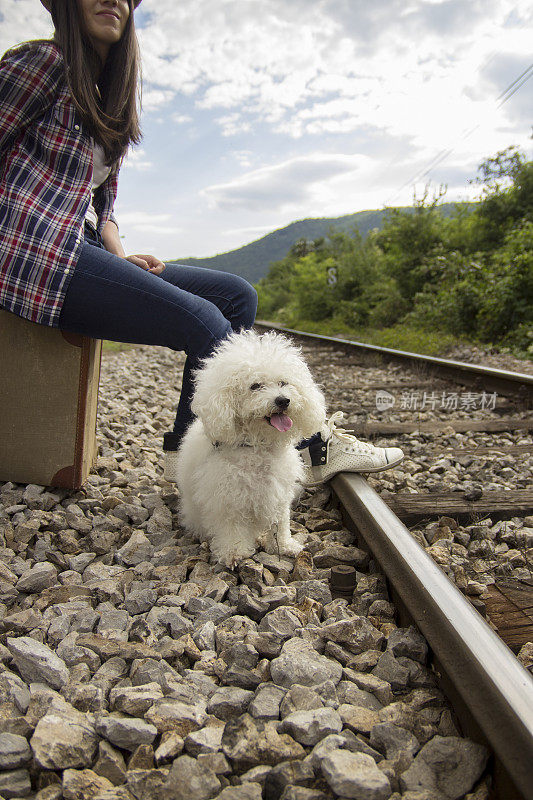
275, 396, 290, 410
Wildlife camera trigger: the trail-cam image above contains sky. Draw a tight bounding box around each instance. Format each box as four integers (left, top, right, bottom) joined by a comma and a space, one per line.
1, 0, 532, 260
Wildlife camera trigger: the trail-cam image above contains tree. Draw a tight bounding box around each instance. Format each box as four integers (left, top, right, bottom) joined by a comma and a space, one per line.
376, 187, 447, 300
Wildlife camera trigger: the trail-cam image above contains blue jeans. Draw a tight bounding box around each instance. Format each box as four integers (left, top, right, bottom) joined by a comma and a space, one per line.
58, 228, 258, 445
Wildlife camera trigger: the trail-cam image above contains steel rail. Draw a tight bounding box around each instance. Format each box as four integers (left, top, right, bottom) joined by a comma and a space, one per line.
254, 320, 533, 401
331, 472, 533, 800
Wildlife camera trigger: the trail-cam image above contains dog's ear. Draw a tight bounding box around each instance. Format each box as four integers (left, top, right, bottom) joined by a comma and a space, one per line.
296, 382, 327, 440
191, 372, 238, 444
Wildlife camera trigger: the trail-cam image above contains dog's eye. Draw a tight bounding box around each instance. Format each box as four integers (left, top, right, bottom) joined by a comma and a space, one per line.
278, 381, 288, 387
250, 382, 263, 391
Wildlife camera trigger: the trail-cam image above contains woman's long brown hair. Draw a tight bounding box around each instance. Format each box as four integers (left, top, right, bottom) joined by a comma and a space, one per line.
51, 0, 141, 164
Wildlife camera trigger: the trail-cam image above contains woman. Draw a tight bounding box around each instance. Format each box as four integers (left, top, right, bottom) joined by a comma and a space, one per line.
0, 0, 403, 484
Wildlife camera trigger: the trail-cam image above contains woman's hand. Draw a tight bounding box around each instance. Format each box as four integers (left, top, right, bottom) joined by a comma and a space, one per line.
102, 222, 166, 275
126, 254, 166, 275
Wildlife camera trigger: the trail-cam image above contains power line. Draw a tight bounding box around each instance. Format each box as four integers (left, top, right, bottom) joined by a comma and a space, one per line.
384, 61, 533, 206
496, 63, 533, 103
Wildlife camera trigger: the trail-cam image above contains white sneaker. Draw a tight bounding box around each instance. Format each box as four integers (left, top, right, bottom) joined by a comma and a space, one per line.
163, 449, 179, 483
300, 411, 404, 486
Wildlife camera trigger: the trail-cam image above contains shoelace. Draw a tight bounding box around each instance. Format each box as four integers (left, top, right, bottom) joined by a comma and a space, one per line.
323, 411, 377, 454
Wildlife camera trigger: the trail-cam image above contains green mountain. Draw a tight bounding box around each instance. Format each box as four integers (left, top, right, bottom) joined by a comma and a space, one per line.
168, 203, 470, 284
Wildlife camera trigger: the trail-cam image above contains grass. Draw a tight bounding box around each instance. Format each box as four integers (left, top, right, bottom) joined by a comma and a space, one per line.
102, 340, 134, 353
261, 314, 464, 358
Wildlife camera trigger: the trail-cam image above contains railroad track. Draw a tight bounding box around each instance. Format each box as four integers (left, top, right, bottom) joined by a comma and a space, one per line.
256, 320, 533, 799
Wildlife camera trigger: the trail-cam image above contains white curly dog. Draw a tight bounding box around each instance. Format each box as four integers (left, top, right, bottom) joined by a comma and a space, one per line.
176, 330, 326, 567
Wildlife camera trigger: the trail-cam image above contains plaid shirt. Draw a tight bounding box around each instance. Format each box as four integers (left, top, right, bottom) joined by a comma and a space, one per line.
0, 40, 119, 326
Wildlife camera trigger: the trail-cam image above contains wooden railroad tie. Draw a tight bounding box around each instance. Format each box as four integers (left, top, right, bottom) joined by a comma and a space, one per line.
349, 418, 533, 436
482, 579, 533, 653
382, 489, 533, 523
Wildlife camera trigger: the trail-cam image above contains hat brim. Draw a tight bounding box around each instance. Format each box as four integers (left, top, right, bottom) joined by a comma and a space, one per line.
40, 0, 142, 10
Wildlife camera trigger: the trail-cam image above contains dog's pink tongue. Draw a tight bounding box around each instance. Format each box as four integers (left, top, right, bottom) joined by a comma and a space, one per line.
269, 413, 293, 432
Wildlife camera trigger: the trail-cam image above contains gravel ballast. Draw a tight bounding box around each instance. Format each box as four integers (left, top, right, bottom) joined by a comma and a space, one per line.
1, 339, 528, 798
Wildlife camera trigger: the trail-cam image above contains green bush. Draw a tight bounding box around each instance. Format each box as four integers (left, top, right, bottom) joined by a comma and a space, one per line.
255, 149, 532, 357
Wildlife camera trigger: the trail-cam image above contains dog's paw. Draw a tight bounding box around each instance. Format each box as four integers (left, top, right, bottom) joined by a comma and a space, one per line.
279, 538, 304, 557
265, 535, 304, 558
213, 543, 257, 569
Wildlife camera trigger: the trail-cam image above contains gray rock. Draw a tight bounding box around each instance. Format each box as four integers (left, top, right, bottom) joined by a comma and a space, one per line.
370, 723, 420, 760
221, 714, 306, 770
295, 580, 333, 606
130, 657, 173, 687
95, 712, 158, 751
197, 751, 231, 776
185, 720, 225, 756
215, 616, 258, 652
93, 739, 127, 785
145, 699, 207, 736
61, 682, 105, 713
30, 708, 99, 769
321, 749, 391, 799
305, 733, 348, 771
246, 631, 284, 659
313, 544, 368, 568
187, 597, 235, 625
372, 651, 411, 691
221, 641, 259, 669
67, 552, 97, 573
97, 610, 131, 642
7, 636, 69, 690
207, 687, 254, 719
248, 683, 286, 720
162, 754, 221, 800
0, 768, 32, 799
62, 768, 114, 799
35, 784, 64, 800
306, 731, 382, 771
258, 607, 305, 639
387, 627, 428, 663
0, 671, 30, 713
263, 759, 315, 800
56, 632, 102, 671
400, 735, 489, 799
280, 789, 328, 800
193, 620, 217, 651
240, 764, 272, 786
155, 732, 185, 765
342, 668, 392, 705
0, 733, 31, 769
319, 617, 385, 654
336, 680, 383, 711
109, 682, 164, 716
215, 785, 263, 800
145, 504, 173, 534
254, 552, 294, 573
279, 707, 343, 745
125, 588, 158, 615
16, 562, 57, 593
270, 638, 342, 688
280, 684, 325, 718
236, 589, 270, 621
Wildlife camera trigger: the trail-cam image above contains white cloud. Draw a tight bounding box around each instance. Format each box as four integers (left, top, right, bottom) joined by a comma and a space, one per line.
0, 0, 52, 55
223, 225, 276, 239
135, 0, 532, 160
123, 148, 153, 172
171, 113, 193, 125
201, 153, 373, 212
114, 210, 177, 236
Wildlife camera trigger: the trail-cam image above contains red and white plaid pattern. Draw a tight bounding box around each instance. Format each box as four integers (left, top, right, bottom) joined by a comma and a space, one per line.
0, 41, 119, 326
